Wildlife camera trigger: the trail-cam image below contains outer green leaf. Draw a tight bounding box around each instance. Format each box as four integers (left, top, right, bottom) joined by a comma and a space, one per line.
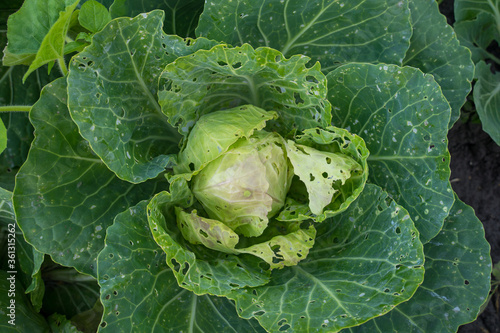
173, 106, 276, 176
454, 0, 500, 22
0, 188, 45, 312
474, 61, 500, 145
403, 0, 474, 127
327, 63, 454, 243
22, 0, 79, 81
78, 0, 111, 33
67, 10, 218, 183
110, 0, 205, 37
3, 0, 75, 66
13, 78, 167, 277
158, 44, 331, 137
229, 184, 424, 332
454, 13, 500, 63
48, 313, 81, 333
148, 187, 271, 297
98, 201, 265, 332
0, 270, 50, 332
196, 0, 412, 72
346, 195, 491, 332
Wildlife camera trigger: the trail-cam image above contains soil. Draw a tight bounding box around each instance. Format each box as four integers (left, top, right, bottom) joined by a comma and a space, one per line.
440, 1, 500, 331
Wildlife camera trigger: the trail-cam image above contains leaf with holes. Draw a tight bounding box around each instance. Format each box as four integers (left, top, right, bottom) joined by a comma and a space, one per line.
158, 43, 331, 137
327, 63, 454, 243
13, 78, 167, 277
402, 0, 474, 128
98, 201, 265, 332
228, 184, 424, 332
345, 195, 491, 332
195, 0, 412, 72
67, 10, 219, 183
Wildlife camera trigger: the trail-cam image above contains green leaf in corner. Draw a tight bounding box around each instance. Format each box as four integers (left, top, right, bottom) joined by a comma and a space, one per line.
22, 0, 79, 81
403, 0, 474, 128
474, 61, 500, 145
229, 185, 424, 332
327, 63, 454, 243
346, 195, 492, 332
98, 201, 265, 332
78, 0, 111, 33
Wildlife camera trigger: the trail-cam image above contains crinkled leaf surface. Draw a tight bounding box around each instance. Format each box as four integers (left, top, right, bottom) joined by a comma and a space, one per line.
110, 0, 205, 38
158, 44, 331, 137
3, 0, 75, 66
327, 63, 454, 243
278, 126, 369, 223
148, 180, 271, 297
0, 270, 50, 332
403, 0, 474, 128
174, 106, 276, 176
473, 61, 500, 145
195, 0, 412, 72
23, 0, 79, 81
13, 78, 167, 277
228, 184, 424, 332
345, 195, 491, 332
98, 201, 265, 332
68, 10, 218, 183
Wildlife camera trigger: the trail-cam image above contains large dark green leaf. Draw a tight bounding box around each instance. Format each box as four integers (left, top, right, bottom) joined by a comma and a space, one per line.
67, 10, 218, 183
0, 270, 50, 332
109, 0, 205, 37
13, 78, 167, 277
403, 0, 474, 127
473, 61, 500, 145
158, 44, 331, 137
327, 63, 454, 243
345, 195, 492, 332
229, 184, 424, 332
98, 201, 265, 332
196, 0, 412, 72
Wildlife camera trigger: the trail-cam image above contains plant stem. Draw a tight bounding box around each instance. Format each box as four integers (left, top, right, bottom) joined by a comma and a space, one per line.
0, 105, 32, 112
58, 57, 68, 76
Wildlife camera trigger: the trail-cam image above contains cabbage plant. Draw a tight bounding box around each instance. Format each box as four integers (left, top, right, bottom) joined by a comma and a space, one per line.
0, 0, 492, 332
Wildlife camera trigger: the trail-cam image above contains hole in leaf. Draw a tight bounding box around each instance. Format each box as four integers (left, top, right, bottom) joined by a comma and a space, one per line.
171, 259, 181, 272
294, 92, 304, 104
232, 62, 242, 69
279, 324, 290, 331
182, 262, 190, 275
309, 173, 315, 181
199, 229, 208, 238
253, 290, 258, 296
189, 163, 195, 171
100, 322, 107, 328
253, 310, 265, 316
384, 288, 390, 293
326, 157, 331, 164
395, 227, 401, 234
217, 61, 228, 66
113, 290, 118, 296
105, 294, 110, 300
322, 172, 328, 178
108, 253, 114, 258
464, 280, 470, 285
